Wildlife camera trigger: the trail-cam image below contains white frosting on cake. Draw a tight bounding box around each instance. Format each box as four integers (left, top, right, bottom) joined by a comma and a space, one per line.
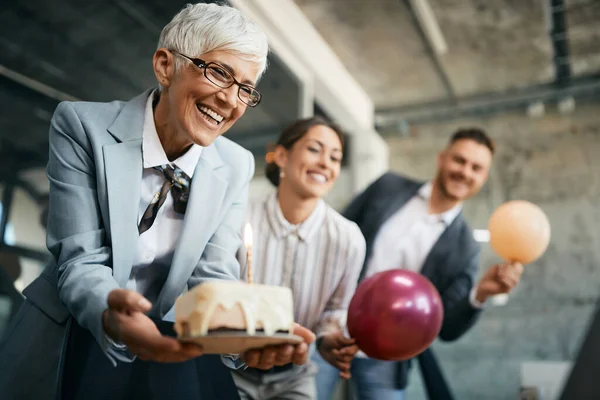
174, 281, 295, 338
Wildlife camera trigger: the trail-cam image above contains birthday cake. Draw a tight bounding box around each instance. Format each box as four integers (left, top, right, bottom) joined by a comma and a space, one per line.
174, 280, 295, 338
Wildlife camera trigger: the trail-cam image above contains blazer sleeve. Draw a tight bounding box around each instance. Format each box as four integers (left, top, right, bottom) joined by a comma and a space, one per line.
45, 102, 123, 360
342, 172, 389, 223
187, 150, 255, 288
437, 249, 483, 341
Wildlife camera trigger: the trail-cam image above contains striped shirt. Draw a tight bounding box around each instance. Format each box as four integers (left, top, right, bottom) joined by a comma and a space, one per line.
239, 192, 366, 336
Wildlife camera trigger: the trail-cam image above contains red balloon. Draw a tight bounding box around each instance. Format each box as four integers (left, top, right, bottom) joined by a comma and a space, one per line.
347, 269, 444, 361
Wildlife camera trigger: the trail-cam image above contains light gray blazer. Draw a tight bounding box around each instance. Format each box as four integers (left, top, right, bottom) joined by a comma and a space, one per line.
2, 88, 252, 367
49, 88, 254, 348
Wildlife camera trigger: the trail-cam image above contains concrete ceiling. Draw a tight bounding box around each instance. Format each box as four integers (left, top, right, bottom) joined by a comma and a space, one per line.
293, 0, 600, 123
2, 0, 599, 179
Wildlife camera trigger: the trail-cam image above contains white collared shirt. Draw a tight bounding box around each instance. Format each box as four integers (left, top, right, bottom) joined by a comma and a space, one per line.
365, 182, 462, 278
125, 91, 203, 305
241, 192, 366, 336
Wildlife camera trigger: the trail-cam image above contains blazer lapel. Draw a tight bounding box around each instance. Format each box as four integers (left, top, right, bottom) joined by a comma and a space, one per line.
103, 141, 143, 286
103, 90, 150, 286
420, 216, 461, 285
359, 179, 422, 281
155, 144, 228, 317
375, 181, 421, 231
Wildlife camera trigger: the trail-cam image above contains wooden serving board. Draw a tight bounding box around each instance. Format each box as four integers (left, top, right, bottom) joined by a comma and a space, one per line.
178, 331, 303, 354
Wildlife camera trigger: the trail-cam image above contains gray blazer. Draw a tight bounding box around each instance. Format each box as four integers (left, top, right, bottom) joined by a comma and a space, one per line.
0, 89, 254, 399
343, 172, 482, 390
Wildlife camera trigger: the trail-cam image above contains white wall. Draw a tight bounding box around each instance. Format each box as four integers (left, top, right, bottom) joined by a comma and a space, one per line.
231, 0, 389, 194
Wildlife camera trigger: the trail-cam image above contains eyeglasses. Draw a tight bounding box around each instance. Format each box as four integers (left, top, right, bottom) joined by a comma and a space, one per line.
170, 51, 262, 107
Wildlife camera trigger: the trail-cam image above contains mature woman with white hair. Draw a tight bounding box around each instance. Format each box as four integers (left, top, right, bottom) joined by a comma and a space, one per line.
0, 3, 314, 400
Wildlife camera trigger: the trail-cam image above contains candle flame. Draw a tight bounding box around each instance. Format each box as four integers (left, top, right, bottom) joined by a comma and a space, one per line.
244, 223, 253, 248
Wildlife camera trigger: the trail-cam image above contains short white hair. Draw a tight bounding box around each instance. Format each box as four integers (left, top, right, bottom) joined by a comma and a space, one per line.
158, 3, 269, 81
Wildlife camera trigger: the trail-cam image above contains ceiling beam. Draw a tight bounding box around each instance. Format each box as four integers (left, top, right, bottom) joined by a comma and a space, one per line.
375, 75, 600, 127
404, 0, 456, 100
548, 0, 571, 83
113, 0, 161, 34
0, 64, 79, 103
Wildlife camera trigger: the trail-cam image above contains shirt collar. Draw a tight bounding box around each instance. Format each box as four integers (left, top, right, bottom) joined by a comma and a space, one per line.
266, 192, 327, 241
142, 90, 203, 178
418, 181, 462, 226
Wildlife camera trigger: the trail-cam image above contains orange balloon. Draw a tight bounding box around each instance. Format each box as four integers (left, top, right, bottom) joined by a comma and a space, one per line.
488, 200, 551, 264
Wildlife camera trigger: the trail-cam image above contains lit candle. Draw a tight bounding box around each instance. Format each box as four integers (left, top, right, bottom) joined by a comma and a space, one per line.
244, 223, 253, 284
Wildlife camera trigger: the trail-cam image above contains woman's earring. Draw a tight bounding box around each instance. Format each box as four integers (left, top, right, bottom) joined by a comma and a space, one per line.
280, 171, 285, 179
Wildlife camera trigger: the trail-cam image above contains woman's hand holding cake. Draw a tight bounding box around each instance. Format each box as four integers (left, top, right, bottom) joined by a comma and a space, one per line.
242, 323, 316, 370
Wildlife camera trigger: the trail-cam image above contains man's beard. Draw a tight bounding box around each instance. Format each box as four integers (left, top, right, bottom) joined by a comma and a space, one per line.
435, 172, 465, 202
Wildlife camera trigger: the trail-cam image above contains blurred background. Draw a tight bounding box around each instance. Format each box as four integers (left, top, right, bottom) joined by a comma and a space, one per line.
0, 0, 599, 399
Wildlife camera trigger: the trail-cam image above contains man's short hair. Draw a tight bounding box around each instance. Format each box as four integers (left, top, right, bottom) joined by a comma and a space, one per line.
448, 128, 495, 154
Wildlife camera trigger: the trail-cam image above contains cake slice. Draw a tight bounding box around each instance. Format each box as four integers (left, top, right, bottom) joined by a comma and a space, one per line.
174, 281, 295, 339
